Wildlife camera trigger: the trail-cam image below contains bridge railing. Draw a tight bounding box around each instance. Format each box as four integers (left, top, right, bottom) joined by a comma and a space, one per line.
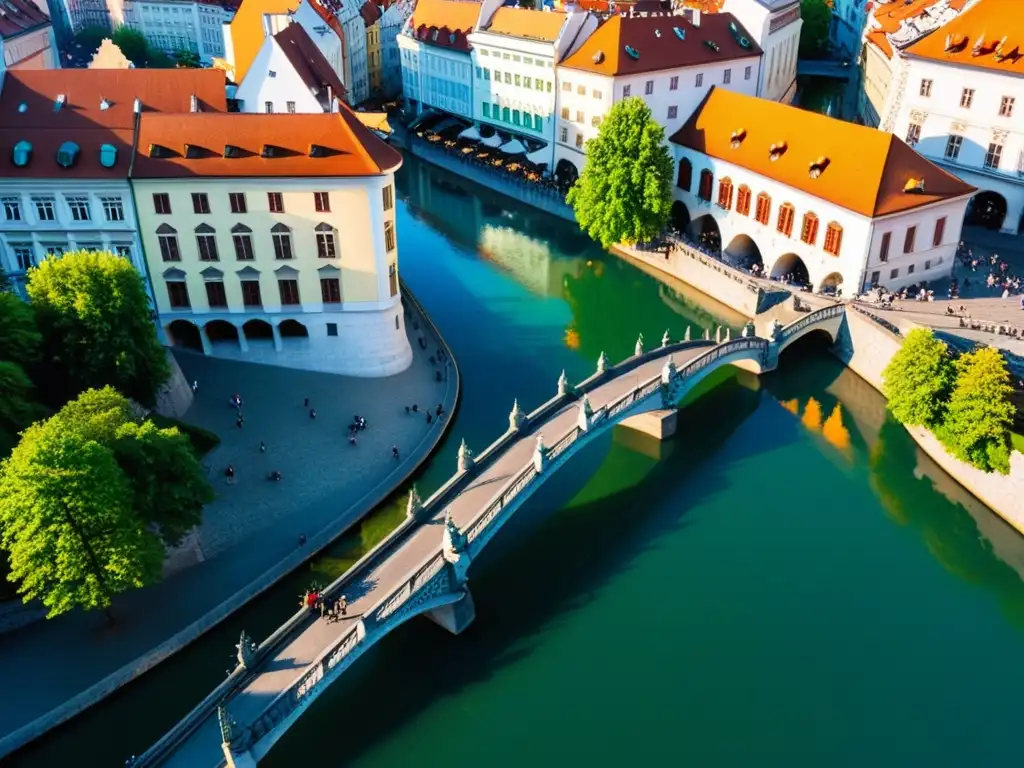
779, 303, 845, 342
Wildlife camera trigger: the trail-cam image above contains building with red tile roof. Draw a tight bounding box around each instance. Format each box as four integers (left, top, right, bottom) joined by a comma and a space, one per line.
0, 0, 56, 70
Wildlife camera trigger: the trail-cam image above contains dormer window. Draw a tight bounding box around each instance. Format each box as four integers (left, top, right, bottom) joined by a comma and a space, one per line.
624, 45, 640, 60
12, 140, 31, 167
261, 144, 278, 158
730, 129, 746, 149
54, 94, 66, 112
99, 143, 117, 168
673, 26, 685, 40
56, 141, 79, 168
944, 33, 966, 53
184, 144, 204, 159
971, 33, 986, 57
904, 178, 925, 194
809, 156, 830, 178
593, 51, 605, 64
224, 144, 241, 158
100, 98, 111, 110
309, 144, 326, 157
704, 40, 720, 53
768, 142, 787, 162
150, 144, 172, 158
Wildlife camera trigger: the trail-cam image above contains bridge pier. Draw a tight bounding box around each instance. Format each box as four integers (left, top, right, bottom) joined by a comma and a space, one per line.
425, 589, 476, 635
222, 746, 257, 768
621, 409, 677, 441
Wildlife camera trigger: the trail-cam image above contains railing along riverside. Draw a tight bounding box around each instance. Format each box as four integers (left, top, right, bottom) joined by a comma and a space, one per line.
779, 303, 846, 341
850, 303, 903, 339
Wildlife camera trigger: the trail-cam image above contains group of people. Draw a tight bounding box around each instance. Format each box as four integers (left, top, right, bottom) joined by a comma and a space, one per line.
304, 590, 348, 622
406, 403, 445, 426
348, 415, 368, 445
957, 242, 1022, 301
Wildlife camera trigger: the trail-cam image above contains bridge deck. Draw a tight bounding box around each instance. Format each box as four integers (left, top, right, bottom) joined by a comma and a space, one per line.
160, 346, 708, 768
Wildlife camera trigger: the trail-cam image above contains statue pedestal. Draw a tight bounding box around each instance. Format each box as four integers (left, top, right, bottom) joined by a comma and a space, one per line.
425, 590, 476, 635
621, 409, 677, 441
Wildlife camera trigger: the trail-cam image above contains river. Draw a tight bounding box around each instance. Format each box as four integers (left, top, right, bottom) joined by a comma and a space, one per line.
11, 155, 1024, 767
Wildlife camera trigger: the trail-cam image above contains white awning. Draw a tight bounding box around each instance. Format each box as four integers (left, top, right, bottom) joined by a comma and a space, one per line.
481, 133, 503, 148
525, 147, 549, 165
500, 138, 527, 155
458, 125, 482, 141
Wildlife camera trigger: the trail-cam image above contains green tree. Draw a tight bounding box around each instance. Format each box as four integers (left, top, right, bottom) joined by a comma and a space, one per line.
0, 361, 44, 436
0, 266, 10, 292
72, 25, 109, 54
111, 26, 150, 66
881, 328, 953, 427
939, 347, 1015, 474
799, 0, 833, 59
0, 292, 42, 367
0, 426, 163, 620
174, 49, 201, 68
28, 250, 170, 408
566, 97, 673, 248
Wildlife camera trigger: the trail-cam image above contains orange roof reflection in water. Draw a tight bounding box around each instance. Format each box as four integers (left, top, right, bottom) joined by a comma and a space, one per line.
821, 404, 851, 454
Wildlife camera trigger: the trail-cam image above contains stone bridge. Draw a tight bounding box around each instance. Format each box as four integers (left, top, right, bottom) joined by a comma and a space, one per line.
135, 304, 846, 768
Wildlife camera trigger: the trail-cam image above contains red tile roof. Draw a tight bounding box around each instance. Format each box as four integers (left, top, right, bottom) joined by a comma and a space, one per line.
273, 23, 347, 99
0, 0, 50, 41
227, 0, 299, 83
670, 87, 976, 217
360, 0, 381, 26
0, 69, 228, 179
561, 12, 761, 76
906, 0, 1023, 74
483, 7, 566, 43
409, 0, 480, 51
131, 109, 402, 178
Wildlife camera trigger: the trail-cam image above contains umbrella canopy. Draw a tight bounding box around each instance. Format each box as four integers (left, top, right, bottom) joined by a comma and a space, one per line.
525, 147, 549, 165
481, 132, 503, 148
501, 138, 527, 155
459, 125, 482, 141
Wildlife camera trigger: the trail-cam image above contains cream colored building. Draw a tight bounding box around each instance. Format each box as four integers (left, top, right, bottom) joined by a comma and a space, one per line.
130, 110, 413, 377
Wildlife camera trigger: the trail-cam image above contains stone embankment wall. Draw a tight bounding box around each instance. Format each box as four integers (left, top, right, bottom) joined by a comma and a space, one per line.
154, 350, 194, 419
834, 308, 1024, 530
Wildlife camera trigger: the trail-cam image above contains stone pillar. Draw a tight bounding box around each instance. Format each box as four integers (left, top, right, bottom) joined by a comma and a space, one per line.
199, 326, 213, 356
683, 326, 691, 342
661, 329, 670, 347
703, 328, 710, 341
406, 485, 423, 519
596, 351, 609, 375
577, 394, 594, 431
715, 326, 723, 344
508, 399, 525, 432
621, 409, 678, 441
532, 434, 548, 473
724, 328, 731, 342
237, 326, 249, 353
271, 323, 283, 352
425, 588, 476, 635
457, 439, 473, 473
557, 369, 570, 397
634, 334, 644, 357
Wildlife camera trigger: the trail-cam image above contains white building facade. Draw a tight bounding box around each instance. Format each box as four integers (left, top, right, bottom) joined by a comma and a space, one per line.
339, 0, 370, 103
380, 0, 412, 97
121, 0, 234, 63
721, 0, 801, 104
671, 87, 975, 294
884, 0, 1024, 236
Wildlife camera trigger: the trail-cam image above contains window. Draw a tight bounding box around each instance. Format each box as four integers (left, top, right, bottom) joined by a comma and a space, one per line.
534, 114, 544, 131
623, 84, 631, 97
870, 270, 880, 286
698, 169, 714, 202
695, 73, 703, 87
114, 244, 132, 260
196, 229, 219, 261
593, 89, 602, 99
67, 196, 91, 221
945, 134, 963, 160
824, 222, 843, 256
562, 81, 571, 91
984, 142, 1003, 169
736, 185, 751, 216
167, 281, 190, 309
265, 101, 274, 113
241, 280, 262, 307
158, 228, 181, 262
41, 243, 64, 258
192, 193, 210, 214
905, 123, 921, 146
504, 72, 511, 84
321, 277, 341, 303
776, 203, 795, 237
229, 192, 247, 213
575, 133, 584, 149
316, 226, 337, 258
879, 231, 891, 262
999, 96, 1015, 117
2, 197, 21, 221
754, 193, 771, 224
561, 107, 569, 119
907, 263, 915, 275
33, 197, 55, 221
384, 220, 395, 252
919, 79, 932, 97
933, 216, 946, 247
890, 268, 899, 279
744, 65, 752, 81
278, 279, 300, 305
717, 178, 733, 210
483, 102, 491, 118
924, 260, 931, 270
383, 184, 394, 211
312, 192, 330, 212
800, 213, 819, 245
513, 109, 521, 125
669, 76, 678, 91
286, 101, 296, 113
560, 126, 568, 143
389, 263, 398, 297
668, 106, 678, 120
326, 323, 338, 336
153, 193, 171, 214
268, 192, 284, 213
723, 68, 731, 84
960, 88, 974, 108
516, 75, 523, 87
11, 244, 33, 271
101, 197, 124, 221
576, 84, 585, 95
575, 110, 583, 123
502, 106, 510, 122
232, 229, 254, 260
272, 224, 293, 259
205, 281, 227, 308
903, 226, 916, 253
644, 80, 654, 95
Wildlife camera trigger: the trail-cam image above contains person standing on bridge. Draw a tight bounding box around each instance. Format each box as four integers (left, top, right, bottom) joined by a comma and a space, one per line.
338, 595, 347, 617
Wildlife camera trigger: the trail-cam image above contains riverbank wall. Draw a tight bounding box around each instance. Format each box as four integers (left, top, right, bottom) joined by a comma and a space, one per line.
0, 283, 461, 762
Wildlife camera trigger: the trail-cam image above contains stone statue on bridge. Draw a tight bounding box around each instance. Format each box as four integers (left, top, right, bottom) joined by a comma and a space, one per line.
509, 399, 525, 432
236, 631, 257, 669
443, 510, 467, 558
557, 370, 570, 397
635, 334, 644, 357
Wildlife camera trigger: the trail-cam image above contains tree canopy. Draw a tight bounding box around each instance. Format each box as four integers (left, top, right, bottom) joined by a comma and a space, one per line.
566, 97, 674, 248
0, 291, 42, 368
111, 26, 150, 66
799, 0, 833, 59
940, 347, 1015, 474
882, 328, 953, 427
28, 250, 170, 408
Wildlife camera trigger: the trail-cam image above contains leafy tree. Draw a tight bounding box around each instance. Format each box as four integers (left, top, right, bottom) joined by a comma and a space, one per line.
882, 328, 953, 427
27, 250, 170, 408
799, 0, 833, 59
939, 347, 1015, 474
566, 97, 673, 248
111, 26, 150, 66
147, 50, 176, 68
0, 292, 41, 367
0, 361, 44, 436
0, 266, 10, 292
72, 25, 108, 53
0, 426, 163, 621
174, 49, 201, 68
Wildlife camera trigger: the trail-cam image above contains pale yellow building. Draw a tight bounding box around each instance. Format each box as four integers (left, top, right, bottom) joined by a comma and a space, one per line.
130, 110, 413, 377
363, 2, 383, 96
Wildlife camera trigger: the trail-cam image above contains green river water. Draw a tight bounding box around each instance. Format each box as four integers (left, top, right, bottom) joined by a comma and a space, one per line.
12, 154, 1024, 768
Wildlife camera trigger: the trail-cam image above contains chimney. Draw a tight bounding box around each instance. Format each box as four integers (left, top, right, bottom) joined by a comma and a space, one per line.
54, 93, 66, 111
134, 97, 142, 113
190, 94, 199, 112
693, 9, 701, 27
100, 97, 110, 110
326, 84, 333, 111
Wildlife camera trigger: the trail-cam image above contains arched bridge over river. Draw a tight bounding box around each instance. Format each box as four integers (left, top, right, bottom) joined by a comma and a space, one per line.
139, 304, 845, 768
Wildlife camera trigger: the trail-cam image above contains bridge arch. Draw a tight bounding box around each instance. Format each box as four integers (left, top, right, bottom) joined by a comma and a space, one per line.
967, 190, 1008, 230
166, 319, 202, 352
687, 213, 722, 255
670, 200, 690, 234
818, 271, 843, 296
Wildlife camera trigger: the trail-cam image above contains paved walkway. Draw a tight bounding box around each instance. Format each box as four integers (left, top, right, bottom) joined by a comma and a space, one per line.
0, 298, 456, 759
159, 344, 710, 768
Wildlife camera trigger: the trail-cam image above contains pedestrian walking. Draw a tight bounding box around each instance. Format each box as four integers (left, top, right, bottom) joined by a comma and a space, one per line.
260, 440, 266, 453
192, 380, 198, 393
298, 533, 307, 546
309, 408, 317, 419
392, 445, 400, 460
319, 597, 327, 618
436, 404, 443, 416
236, 415, 244, 429
225, 464, 235, 484
304, 397, 309, 407
426, 412, 433, 425
338, 595, 347, 616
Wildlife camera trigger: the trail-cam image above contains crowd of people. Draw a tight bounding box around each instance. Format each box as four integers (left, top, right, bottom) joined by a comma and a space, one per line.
956, 241, 1023, 301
